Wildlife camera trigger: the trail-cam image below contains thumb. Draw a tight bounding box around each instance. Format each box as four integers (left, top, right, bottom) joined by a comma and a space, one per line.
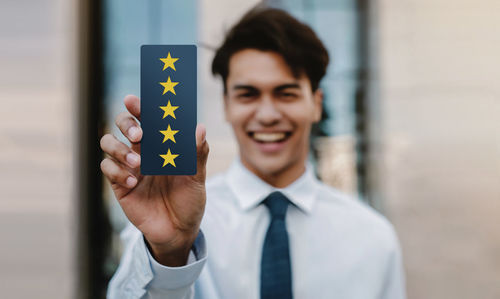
193, 124, 209, 183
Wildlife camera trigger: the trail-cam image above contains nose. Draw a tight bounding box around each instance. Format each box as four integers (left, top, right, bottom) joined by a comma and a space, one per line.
254, 96, 282, 126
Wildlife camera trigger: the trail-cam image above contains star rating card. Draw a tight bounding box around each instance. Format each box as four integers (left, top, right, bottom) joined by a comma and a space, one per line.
140, 45, 197, 175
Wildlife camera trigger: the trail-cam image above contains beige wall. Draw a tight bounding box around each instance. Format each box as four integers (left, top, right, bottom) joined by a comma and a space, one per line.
0, 0, 75, 298
377, 0, 500, 298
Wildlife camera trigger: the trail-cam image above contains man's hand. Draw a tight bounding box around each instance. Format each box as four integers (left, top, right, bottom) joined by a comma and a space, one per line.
100, 95, 209, 266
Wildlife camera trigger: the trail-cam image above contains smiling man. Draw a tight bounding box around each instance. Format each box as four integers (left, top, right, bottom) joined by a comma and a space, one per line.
222, 49, 322, 188
101, 7, 406, 299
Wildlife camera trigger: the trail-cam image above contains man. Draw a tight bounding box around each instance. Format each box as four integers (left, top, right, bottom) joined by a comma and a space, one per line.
100, 7, 405, 299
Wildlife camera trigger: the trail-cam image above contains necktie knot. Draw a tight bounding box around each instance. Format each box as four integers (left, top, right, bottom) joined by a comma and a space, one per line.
263, 191, 289, 220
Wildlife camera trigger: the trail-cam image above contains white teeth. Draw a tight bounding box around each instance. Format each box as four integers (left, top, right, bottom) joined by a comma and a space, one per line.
252, 132, 286, 142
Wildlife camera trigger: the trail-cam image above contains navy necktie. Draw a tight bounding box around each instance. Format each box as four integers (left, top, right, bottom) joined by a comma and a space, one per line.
260, 191, 293, 299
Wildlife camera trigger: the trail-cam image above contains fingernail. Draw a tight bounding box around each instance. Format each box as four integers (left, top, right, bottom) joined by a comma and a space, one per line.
126, 176, 137, 188
128, 126, 140, 141
201, 131, 206, 144
126, 152, 140, 167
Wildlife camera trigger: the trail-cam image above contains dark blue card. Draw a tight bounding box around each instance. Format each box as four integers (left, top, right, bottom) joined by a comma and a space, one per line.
140, 45, 197, 175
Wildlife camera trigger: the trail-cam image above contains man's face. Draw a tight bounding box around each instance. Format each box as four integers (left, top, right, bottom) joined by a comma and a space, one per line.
224, 49, 322, 183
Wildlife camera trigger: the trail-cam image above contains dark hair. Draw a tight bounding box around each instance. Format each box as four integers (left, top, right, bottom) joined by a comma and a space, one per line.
212, 6, 330, 92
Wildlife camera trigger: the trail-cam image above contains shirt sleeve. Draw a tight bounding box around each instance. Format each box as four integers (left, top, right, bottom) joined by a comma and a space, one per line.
106, 224, 207, 299
144, 231, 207, 299
379, 233, 407, 299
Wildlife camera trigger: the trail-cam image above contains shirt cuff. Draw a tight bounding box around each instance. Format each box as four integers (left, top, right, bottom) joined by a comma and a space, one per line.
146, 230, 207, 290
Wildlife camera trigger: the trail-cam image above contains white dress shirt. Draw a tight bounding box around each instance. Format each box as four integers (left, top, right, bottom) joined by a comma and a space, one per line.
107, 160, 406, 299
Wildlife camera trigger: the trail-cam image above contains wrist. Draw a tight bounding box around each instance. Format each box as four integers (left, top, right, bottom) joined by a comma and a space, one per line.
145, 231, 198, 267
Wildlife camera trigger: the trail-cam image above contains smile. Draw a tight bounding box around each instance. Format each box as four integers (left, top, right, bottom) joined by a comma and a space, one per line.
248, 132, 292, 143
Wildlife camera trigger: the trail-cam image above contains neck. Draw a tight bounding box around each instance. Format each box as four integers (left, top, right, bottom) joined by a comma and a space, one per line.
241, 159, 307, 189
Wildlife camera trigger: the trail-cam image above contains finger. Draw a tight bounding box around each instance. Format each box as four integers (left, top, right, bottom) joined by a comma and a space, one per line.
100, 158, 138, 189
115, 111, 143, 144
193, 124, 209, 183
124, 95, 141, 121
100, 134, 141, 169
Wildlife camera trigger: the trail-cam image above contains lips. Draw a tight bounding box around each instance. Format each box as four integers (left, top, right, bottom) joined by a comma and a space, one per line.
246, 131, 293, 154
248, 131, 292, 143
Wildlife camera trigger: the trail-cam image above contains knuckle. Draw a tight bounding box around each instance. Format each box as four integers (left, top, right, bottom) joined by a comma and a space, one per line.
100, 158, 123, 183
115, 111, 130, 127
100, 134, 112, 149
100, 159, 107, 171
100, 159, 113, 176
101, 134, 120, 156
99, 136, 106, 149
108, 167, 120, 182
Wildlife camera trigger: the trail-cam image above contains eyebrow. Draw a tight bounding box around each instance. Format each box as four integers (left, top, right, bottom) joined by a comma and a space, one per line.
232, 85, 258, 91
274, 83, 300, 92
232, 83, 301, 92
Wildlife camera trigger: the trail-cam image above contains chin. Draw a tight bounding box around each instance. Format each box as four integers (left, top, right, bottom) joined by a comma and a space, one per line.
247, 155, 293, 177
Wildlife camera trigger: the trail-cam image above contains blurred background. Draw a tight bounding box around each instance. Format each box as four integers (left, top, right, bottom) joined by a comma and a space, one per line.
0, 0, 499, 298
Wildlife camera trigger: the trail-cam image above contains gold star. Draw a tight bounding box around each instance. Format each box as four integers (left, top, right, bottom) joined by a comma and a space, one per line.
159, 100, 179, 119
159, 76, 179, 95
159, 125, 179, 143
159, 149, 179, 167
159, 52, 179, 71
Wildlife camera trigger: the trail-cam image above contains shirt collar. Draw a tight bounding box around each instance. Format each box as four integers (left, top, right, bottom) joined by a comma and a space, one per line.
225, 159, 320, 214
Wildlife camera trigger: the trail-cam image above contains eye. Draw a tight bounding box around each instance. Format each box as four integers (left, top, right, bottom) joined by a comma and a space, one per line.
278, 92, 299, 101
238, 93, 253, 98
236, 91, 258, 101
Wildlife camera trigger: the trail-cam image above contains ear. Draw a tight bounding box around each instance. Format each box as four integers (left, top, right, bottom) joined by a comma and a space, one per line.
312, 88, 323, 123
